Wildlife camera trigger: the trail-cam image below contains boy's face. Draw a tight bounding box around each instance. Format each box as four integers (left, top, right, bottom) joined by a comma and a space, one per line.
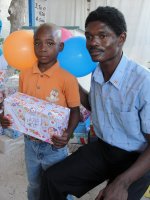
85, 21, 126, 63
34, 26, 63, 66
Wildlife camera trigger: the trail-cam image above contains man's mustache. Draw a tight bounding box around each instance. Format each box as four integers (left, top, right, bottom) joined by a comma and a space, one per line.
89, 47, 104, 53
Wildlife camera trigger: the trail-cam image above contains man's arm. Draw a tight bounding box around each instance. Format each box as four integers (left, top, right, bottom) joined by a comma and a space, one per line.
52, 106, 80, 148
96, 134, 150, 200
65, 106, 80, 136
79, 84, 91, 111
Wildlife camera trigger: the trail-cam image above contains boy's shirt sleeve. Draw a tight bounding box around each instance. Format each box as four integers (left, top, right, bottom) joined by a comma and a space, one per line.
64, 76, 80, 108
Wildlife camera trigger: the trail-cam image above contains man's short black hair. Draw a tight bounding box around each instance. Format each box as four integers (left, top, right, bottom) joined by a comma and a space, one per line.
85, 6, 127, 36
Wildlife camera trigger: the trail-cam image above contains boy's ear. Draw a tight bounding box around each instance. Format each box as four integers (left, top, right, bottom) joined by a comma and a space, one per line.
59, 42, 64, 52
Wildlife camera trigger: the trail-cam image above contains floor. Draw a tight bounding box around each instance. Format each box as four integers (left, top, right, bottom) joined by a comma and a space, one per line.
0, 136, 149, 200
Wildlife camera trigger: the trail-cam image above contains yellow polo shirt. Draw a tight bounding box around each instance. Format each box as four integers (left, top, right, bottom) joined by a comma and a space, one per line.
19, 61, 80, 108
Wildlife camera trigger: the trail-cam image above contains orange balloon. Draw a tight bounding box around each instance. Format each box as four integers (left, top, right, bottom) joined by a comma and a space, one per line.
3, 30, 37, 70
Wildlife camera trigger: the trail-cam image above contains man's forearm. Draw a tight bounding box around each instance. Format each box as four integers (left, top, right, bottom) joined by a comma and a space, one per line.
117, 144, 150, 188
79, 84, 91, 111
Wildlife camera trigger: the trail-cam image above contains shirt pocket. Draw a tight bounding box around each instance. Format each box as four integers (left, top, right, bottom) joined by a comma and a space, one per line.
118, 110, 140, 136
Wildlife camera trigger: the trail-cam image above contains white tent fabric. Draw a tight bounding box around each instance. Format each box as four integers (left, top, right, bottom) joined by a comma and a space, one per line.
46, 0, 150, 67
46, 0, 87, 30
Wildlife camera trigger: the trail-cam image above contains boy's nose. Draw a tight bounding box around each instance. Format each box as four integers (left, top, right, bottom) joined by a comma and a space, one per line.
40, 44, 47, 51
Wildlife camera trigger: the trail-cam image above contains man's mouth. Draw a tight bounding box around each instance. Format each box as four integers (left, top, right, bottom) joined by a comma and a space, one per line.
90, 50, 104, 56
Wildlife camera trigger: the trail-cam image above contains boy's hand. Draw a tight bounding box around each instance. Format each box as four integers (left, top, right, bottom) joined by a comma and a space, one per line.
0, 115, 12, 128
51, 132, 70, 148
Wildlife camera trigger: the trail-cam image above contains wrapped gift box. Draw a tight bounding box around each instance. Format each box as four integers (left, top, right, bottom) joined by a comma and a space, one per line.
0, 73, 19, 104
0, 70, 7, 88
70, 117, 90, 145
0, 73, 19, 138
4, 74, 19, 97
4, 92, 70, 143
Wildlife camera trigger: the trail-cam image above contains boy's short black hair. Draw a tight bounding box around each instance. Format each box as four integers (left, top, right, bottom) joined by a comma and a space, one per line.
85, 6, 127, 36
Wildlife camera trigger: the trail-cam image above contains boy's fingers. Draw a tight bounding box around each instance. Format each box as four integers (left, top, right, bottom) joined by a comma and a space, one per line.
52, 137, 68, 148
0, 116, 12, 128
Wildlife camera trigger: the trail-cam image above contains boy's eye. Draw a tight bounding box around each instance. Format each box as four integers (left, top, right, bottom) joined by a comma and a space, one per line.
34, 42, 40, 46
47, 42, 55, 46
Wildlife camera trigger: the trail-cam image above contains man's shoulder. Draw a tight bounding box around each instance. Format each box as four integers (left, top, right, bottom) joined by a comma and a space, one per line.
126, 57, 150, 77
125, 58, 150, 90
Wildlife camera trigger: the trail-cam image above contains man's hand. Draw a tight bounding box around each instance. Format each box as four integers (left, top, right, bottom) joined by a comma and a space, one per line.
51, 132, 70, 148
95, 188, 104, 200
0, 115, 12, 128
95, 178, 128, 200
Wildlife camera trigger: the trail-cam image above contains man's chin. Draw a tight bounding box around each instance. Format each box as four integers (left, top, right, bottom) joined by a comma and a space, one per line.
91, 56, 101, 62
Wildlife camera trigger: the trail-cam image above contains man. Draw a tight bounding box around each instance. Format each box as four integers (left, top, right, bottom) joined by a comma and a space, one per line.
40, 7, 150, 200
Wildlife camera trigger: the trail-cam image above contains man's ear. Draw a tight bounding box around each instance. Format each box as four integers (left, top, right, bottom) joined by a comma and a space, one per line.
118, 32, 126, 46
59, 42, 64, 52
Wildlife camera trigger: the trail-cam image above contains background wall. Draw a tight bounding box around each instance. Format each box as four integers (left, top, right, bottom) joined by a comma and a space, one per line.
0, 0, 11, 38
0, 0, 150, 68
45, 0, 150, 67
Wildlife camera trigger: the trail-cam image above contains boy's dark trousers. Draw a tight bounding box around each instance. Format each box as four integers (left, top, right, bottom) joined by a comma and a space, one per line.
40, 139, 150, 200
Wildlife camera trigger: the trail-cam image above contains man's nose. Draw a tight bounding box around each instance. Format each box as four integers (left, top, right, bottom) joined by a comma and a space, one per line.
89, 36, 100, 46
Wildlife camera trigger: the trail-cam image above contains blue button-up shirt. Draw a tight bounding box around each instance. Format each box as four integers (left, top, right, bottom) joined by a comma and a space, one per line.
90, 55, 150, 152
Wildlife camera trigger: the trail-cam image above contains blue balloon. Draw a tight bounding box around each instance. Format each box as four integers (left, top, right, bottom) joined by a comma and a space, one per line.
0, 48, 2, 56
58, 36, 97, 77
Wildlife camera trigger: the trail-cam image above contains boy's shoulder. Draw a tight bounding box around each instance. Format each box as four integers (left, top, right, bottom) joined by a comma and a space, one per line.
20, 65, 35, 76
58, 66, 77, 80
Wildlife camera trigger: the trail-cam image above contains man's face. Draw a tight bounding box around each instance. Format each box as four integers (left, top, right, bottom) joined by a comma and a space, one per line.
34, 27, 62, 65
85, 21, 125, 63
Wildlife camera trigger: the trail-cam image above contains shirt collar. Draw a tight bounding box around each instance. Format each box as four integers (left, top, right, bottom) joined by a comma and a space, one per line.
32, 61, 60, 77
92, 55, 128, 90
109, 55, 128, 89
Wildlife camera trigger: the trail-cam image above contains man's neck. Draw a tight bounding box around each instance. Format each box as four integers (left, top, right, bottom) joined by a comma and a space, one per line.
100, 52, 123, 82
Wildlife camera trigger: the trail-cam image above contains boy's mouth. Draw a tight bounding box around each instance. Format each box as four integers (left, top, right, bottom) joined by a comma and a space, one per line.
39, 55, 49, 59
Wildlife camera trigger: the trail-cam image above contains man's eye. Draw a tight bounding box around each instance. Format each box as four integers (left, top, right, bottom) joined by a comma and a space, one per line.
99, 34, 107, 39
85, 35, 92, 40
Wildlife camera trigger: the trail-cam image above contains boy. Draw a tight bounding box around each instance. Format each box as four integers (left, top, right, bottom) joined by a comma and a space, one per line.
0, 23, 80, 200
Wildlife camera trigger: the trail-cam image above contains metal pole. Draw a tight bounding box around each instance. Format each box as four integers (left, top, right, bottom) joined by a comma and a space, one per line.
28, 0, 35, 26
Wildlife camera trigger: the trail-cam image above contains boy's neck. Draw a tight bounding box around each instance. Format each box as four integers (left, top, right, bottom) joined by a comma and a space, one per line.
38, 60, 57, 73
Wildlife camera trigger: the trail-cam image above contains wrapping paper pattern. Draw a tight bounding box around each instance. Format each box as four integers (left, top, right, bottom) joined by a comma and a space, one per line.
71, 117, 90, 144
4, 74, 19, 97
0, 70, 7, 88
4, 92, 70, 143
0, 73, 20, 139
80, 104, 91, 122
